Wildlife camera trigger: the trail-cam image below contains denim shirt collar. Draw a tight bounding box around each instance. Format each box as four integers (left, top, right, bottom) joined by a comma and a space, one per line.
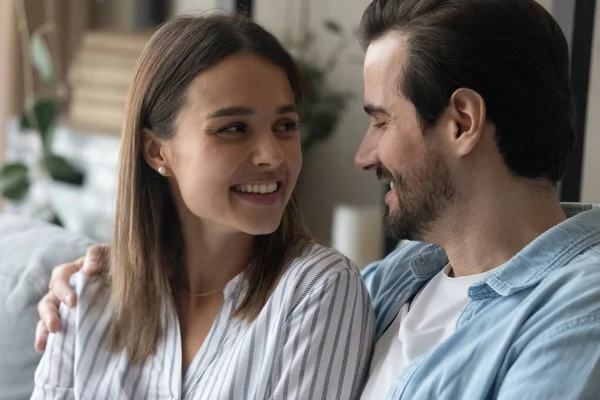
409, 244, 448, 280
410, 203, 600, 299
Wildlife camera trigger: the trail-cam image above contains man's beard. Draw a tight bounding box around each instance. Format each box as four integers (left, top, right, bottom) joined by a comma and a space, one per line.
380, 153, 456, 242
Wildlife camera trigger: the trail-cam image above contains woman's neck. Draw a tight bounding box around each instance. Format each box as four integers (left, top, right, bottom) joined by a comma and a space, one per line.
175, 217, 254, 297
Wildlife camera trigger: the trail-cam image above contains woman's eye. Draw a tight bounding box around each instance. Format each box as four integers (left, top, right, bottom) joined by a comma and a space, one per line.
218, 123, 247, 135
275, 121, 299, 133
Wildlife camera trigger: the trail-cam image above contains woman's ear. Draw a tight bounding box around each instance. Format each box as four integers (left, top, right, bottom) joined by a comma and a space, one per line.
142, 129, 169, 175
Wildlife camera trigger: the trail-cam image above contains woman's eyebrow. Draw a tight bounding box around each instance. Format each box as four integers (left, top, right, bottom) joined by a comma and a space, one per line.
208, 107, 254, 119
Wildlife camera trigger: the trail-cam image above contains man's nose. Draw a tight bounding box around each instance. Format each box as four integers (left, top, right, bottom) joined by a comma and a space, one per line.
355, 131, 379, 171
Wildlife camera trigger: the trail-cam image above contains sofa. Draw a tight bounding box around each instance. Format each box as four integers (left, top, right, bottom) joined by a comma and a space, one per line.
0, 213, 94, 399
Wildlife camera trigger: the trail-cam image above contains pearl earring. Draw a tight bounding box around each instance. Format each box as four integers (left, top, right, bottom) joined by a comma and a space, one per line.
158, 166, 166, 176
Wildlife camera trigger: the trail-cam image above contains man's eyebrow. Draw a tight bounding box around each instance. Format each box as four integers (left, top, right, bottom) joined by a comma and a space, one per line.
363, 104, 390, 116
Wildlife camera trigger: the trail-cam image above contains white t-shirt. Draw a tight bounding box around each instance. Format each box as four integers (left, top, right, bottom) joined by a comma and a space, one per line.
361, 264, 495, 399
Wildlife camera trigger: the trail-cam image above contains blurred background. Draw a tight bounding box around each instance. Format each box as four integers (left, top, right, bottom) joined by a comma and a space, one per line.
0, 0, 598, 268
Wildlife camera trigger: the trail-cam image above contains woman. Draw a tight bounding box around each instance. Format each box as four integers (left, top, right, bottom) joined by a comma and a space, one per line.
31, 14, 373, 399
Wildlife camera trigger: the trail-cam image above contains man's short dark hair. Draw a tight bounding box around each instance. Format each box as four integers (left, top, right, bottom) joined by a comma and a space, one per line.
359, 0, 575, 184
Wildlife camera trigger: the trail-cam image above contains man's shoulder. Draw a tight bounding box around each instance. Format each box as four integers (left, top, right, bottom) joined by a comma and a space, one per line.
359, 241, 442, 337
515, 244, 600, 339
542, 244, 600, 307
361, 241, 431, 294
545, 242, 600, 287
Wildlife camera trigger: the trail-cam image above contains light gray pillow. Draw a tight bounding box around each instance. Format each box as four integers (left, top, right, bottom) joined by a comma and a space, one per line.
0, 213, 94, 399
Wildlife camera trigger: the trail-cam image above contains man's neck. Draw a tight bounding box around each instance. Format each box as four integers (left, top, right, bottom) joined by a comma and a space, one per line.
429, 181, 566, 277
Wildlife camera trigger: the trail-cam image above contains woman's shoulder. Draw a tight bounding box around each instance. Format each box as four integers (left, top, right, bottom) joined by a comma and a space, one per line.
69, 270, 111, 312
277, 243, 364, 298
288, 242, 359, 271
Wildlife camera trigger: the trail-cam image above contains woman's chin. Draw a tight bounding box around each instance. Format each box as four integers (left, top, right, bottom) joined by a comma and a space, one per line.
239, 218, 281, 236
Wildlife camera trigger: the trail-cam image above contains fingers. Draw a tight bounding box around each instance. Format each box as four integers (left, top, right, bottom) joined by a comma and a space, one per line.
34, 244, 108, 355
49, 258, 83, 308
37, 291, 61, 333
82, 244, 108, 275
34, 320, 49, 354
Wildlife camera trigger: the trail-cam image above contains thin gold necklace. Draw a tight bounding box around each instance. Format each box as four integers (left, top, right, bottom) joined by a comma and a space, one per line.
177, 286, 225, 297
174, 263, 250, 298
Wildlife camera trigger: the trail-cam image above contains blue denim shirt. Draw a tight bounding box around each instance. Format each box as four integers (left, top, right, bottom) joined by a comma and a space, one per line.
362, 203, 600, 399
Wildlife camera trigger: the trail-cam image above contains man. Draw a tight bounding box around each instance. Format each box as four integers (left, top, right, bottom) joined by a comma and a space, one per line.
36, 0, 600, 398
354, 0, 600, 398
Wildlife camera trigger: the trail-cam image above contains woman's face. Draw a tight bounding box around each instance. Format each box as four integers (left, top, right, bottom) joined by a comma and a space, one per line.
155, 53, 302, 235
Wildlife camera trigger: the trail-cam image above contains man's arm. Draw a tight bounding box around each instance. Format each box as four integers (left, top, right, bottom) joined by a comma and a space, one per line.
361, 241, 432, 338
497, 312, 600, 399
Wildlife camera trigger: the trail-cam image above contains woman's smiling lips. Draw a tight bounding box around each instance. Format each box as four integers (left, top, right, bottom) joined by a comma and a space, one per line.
230, 175, 284, 206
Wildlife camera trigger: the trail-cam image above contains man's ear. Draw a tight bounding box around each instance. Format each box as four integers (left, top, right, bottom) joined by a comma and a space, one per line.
142, 129, 169, 175
446, 88, 487, 157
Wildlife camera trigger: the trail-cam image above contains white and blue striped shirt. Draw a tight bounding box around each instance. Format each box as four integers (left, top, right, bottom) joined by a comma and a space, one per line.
32, 244, 374, 399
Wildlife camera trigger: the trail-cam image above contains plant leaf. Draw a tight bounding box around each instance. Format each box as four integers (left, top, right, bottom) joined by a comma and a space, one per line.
30, 32, 54, 82
323, 20, 343, 35
0, 163, 30, 201
301, 108, 340, 152
19, 112, 30, 131
44, 155, 84, 186
48, 212, 63, 226
297, 62, 325, 105
19, 96, 37, 131
20, 98, 59, 151
298, 32, 316, 54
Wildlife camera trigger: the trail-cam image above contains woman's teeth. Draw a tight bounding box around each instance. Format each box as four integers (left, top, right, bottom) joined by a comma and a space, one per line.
235, 182, 278, 194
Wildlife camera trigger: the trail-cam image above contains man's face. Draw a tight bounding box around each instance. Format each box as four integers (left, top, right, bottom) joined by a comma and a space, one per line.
355, 33, 456, 241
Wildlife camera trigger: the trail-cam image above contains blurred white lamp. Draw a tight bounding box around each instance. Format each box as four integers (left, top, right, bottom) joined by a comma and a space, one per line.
331, 204, 384, 269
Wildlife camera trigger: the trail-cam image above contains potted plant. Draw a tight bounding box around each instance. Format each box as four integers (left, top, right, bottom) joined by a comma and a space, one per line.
285, 19, 359, 155
0, 0, 84, 225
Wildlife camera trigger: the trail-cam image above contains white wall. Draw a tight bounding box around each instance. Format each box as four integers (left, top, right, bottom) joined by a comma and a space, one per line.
90, 0, 134, 29
582, 4, 600, 203
536, 0, 553, 11
172, 0, 217, 15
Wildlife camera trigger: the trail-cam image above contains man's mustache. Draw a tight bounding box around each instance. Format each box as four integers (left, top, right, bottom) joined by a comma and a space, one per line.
376, 167, 394, 183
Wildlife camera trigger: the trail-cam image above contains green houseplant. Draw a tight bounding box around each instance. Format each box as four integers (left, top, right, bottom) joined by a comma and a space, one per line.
285, 19, 359, 155
0, 0, 83, 225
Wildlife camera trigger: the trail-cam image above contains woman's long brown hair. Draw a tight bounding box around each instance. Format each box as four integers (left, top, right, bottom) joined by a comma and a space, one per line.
107, 14, 312, 364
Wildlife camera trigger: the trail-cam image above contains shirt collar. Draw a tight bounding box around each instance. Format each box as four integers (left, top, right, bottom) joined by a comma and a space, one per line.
486, 203, 600, 296
409, 203, 600, 297
409, 244, 448, 280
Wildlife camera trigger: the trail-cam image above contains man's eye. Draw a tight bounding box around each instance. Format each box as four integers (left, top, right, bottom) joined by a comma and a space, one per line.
373, 121, 386, 128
